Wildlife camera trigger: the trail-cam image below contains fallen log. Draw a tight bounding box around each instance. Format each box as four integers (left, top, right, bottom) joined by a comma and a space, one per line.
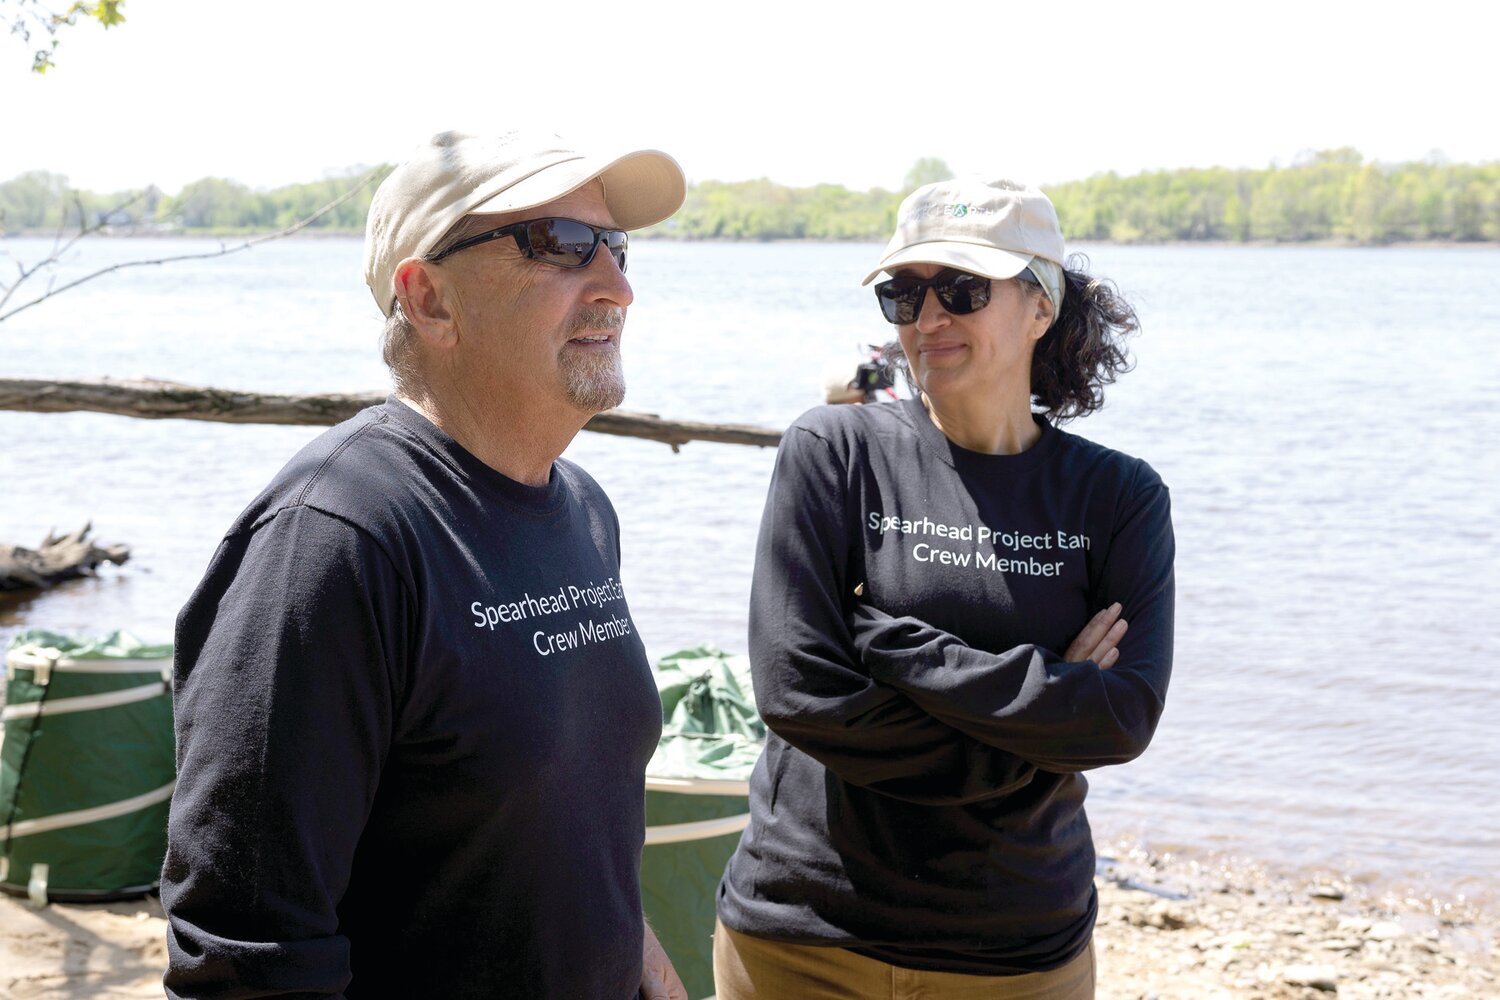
0, 524, 130, 593
0, 377, 784, 450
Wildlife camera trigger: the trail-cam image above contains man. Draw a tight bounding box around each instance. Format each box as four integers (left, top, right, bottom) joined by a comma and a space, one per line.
162, 130, 689, 999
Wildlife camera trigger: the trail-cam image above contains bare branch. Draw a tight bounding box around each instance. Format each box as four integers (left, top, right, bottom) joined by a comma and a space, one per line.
0, 170, 381, 324
0, 377, 785, 449
0, 187, 148, 313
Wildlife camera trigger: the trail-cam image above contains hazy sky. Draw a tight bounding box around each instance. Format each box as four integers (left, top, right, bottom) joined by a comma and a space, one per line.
3, 0, 1496, 194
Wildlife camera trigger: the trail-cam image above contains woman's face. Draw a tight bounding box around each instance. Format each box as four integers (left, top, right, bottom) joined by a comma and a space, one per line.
894, 263, 1052, 404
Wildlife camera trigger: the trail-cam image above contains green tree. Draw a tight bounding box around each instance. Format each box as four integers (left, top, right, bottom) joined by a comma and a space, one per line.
1222, 192, 1249, 242
903, 158, 954, 193
0, 170, 71, 230
1452, 170, 1498, 241
165, 178, 262, 230
1344, 165, 1388, 243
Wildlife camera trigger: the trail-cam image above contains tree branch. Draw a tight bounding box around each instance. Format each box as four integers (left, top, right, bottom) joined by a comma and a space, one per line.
0, 169, 382, 324
0, 187, 148, 313
0, 377, 785, 449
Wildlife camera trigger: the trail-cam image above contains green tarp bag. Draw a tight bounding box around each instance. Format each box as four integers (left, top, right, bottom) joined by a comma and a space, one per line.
642, 646, 764, 1000
1, 629, 174, 903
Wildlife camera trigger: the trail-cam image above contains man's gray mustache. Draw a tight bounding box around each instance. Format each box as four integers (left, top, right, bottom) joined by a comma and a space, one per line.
568, 307, 625, 336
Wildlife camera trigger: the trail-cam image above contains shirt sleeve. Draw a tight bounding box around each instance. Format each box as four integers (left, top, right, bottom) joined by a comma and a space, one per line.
848, 481, 1176, 773
162, 505, 409, 999
749, 423, 1037, 805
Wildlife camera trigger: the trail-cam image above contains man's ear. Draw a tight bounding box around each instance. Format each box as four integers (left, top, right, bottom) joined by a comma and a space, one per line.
394, 258, 458, 346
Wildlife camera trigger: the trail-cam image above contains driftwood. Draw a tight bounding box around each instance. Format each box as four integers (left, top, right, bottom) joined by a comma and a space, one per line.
0, 377, 784, 450
0, 524, 130, 592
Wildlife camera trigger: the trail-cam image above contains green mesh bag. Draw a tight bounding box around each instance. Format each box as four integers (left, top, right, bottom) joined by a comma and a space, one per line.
642, 646, 764, 999
2, 629, 174, 903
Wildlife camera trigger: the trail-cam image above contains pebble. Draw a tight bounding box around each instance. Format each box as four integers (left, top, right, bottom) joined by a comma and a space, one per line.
1201, 931, 1255, 949
1146, 902, 1191, 930
1319, 937, 1364, 952
1283, 963, 1340, 991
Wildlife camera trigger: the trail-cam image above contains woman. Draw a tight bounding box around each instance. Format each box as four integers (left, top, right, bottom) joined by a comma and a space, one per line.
715, 177, 1175, 999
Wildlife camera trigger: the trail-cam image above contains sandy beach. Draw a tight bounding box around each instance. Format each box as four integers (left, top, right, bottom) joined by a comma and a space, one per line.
1, 846, 1493, 1000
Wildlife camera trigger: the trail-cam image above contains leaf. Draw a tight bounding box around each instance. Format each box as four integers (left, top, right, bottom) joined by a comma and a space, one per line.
31, 39, 58, 73
94, 1, 125, 27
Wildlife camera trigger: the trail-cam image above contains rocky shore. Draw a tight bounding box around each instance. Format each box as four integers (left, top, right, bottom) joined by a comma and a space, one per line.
1093, 846, 1497, 1000
1, 847, 1494, 999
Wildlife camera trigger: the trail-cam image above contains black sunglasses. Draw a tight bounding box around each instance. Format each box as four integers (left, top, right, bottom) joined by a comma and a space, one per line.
874, 269, 992, 324
426, 217, 628, 272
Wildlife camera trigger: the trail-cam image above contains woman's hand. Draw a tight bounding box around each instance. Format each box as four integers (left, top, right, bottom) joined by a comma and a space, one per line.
1065, 602, 1128, 669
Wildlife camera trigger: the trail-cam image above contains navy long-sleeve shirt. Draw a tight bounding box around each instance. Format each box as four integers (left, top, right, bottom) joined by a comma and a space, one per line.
718, 398, 1175, 974
163, 398, 662, 999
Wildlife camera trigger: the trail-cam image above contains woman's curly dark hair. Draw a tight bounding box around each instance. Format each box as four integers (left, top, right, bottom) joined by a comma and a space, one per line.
1028, 253, 1138, 421
884, 252, 1138, 423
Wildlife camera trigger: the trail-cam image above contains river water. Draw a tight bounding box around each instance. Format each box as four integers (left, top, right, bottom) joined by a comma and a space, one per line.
3, 236, 1497, 911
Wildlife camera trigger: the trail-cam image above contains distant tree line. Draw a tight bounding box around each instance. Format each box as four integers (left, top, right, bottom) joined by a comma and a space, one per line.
1045, 149, 1500, 244
655, 178, 899, 240
2, 150, 1497, 244
0, 167, 389, 234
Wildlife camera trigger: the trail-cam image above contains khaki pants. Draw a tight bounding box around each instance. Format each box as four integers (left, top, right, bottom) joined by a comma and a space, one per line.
713, 919, 1095, 1000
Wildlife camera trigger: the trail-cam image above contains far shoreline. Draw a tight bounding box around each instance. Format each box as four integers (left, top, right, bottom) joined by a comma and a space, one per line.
3, 229, 1498, 251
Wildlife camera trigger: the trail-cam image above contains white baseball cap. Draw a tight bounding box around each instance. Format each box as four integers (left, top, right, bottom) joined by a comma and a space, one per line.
364, 129, 686, 316
862, 176, 1066, 309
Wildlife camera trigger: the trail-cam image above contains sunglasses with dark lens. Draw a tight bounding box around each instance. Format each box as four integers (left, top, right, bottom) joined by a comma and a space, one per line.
874, 269, 992, 324
426, 217, 628, 272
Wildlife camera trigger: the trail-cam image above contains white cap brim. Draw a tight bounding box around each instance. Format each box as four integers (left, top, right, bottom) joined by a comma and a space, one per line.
860, 241, 1034, 286
467, 148, 685, 234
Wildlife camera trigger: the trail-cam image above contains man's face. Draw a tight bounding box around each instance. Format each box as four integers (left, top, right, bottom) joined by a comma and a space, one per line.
436, 182, 633, 416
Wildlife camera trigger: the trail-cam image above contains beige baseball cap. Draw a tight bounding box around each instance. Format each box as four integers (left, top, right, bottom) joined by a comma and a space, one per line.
363, 129, 686, 316
861, 177, 1066, 307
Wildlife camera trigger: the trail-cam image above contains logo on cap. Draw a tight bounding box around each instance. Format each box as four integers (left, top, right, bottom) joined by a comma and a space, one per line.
904, 201, 997, 223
